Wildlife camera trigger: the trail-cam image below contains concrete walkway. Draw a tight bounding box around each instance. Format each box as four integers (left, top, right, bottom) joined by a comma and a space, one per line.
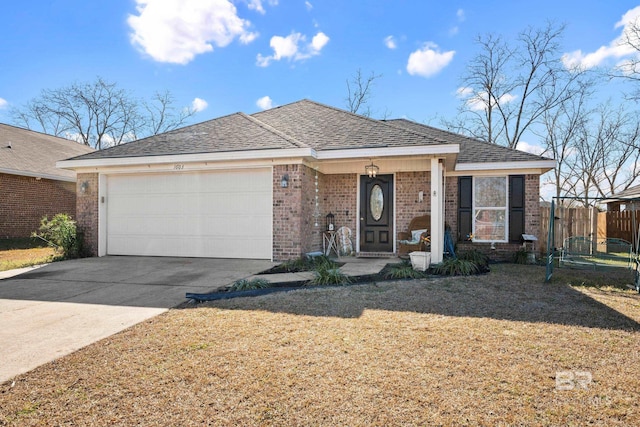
0, 256, 273, 384
247, 256, 396, 284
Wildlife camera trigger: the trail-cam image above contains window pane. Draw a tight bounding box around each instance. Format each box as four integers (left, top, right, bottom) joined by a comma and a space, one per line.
474, 209, 506, 241
475, 177, 506, 207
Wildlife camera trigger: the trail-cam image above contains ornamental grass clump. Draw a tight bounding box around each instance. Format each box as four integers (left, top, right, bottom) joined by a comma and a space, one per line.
382, 260, 428, 279
432, 258, 479, 276
228, 278, 272, 292
308, 263, 353, 286
458, 249, 490, 273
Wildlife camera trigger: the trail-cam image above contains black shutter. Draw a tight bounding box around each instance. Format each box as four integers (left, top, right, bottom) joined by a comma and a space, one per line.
509, 175, 525, 242
458, 176, 472, 241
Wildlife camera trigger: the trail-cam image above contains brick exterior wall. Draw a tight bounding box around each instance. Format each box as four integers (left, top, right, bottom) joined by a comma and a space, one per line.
395, 172, 431, 236
0, 173, 76, 239
272, 164, 324, 261
448, 173, 542, 262
75, 173, 99, 256
322, 173, 358, 239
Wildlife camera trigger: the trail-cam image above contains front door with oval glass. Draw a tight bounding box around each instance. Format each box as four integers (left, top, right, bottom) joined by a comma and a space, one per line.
360, 174, 394, 252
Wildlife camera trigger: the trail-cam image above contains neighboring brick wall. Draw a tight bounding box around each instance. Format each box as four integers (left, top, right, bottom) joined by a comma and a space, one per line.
395, 172, 431, 236
0, 173, 76, 238
76, 173, 99, 256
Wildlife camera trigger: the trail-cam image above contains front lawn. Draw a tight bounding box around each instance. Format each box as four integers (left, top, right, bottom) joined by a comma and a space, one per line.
0, 238, 55, 272
1, 264, 639, 425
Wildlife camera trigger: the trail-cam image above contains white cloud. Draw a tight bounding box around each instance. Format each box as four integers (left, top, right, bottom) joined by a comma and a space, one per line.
256, 31, 329, 67
456, 8, 465, 21
191, 97, 208, 112
517, 141, 545, 156
246, 0, 277, 14
457, 87, 516, 112
256, 95, 273, 110
0, 98, 7, 109
311, 32, 329, 52
128, 0, 258, 65
562, 6, 640, 70
406, 43, 455, 77
384, 35, 397, 49
305, 1, 313, 11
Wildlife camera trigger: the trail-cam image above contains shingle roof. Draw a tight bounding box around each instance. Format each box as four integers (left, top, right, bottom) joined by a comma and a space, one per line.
72, 112, 305, 160
251, 99, 449, 149
0, 123, 94, 180
384, 118, 552, 163
64, 99, 552, 168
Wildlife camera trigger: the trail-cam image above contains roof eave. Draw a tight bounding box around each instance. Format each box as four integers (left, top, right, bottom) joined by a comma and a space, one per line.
455, 160, 556, 173
57, 148, 316, 170
315, 144, 459, 160
0, 167, 77, 182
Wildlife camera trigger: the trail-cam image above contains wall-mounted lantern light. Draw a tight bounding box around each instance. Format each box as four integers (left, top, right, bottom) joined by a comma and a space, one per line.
79, 181, 89, 194
281, 173, 289, 188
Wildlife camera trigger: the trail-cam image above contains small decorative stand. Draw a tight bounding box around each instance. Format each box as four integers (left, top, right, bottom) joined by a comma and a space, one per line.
323, 230, 340, 258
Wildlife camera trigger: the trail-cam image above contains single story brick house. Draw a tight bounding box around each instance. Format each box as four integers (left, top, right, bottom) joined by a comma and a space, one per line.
0, 123, 94, 239
58, 100, 555, 263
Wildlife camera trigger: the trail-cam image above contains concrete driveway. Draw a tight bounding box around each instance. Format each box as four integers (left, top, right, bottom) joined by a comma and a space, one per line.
0, 256, 273, 384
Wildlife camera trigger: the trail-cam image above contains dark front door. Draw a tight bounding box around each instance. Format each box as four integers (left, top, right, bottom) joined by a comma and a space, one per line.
360, 174, 394, 252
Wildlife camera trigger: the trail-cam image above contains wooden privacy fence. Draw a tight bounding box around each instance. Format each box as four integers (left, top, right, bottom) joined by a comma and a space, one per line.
540, 206, 640, 252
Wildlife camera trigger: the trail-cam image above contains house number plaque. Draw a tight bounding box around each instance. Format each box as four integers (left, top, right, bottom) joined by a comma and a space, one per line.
174, 164, 184, 170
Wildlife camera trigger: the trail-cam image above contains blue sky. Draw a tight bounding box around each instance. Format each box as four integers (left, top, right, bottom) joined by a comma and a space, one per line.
1, 0, 640, 152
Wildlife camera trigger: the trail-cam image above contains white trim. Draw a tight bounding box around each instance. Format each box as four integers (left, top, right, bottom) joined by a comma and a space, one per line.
57, 148, 315, 170
355, 175, 361, 253
0, 168, 76, 182
57, 145, 460, 171
455, 160, 555, 172
98, 174, 107, 257
316, 144, 459, 160
471, 176, 509, 243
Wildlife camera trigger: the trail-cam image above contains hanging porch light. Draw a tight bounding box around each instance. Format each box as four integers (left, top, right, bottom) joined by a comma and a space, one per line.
365, 160, 379, 178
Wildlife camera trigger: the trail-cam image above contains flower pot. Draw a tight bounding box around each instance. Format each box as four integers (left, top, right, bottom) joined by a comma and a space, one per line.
410, 251, 431, 271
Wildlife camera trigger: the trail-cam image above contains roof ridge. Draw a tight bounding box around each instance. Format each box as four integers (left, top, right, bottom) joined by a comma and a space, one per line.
239, 112, 308, 148
258, 99, 450, 146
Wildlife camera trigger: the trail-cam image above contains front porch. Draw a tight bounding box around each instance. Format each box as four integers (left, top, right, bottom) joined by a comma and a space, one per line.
273, 157, 447, 263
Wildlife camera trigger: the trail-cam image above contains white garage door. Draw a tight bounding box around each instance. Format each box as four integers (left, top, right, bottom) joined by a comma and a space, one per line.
106, 169, 272, 259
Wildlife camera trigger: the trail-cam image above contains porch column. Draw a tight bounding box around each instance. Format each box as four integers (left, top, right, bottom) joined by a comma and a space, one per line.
430, 158, 444, 263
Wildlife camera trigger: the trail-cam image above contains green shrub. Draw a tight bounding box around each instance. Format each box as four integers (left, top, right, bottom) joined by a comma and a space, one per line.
382, 260, 427, 279
308, 263, 353, 286
228, 278, 272, 292
32, 214, 82, 259
432, 258, 479, 276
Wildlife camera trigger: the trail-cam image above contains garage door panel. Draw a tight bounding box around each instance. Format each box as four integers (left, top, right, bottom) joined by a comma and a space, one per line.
106, 169, 272, 259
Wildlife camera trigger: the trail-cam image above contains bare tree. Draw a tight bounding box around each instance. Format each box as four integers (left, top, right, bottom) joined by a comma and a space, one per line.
451, 22, 589, 150
564, 103, 640, 206
11, 77, 196, 150
612, 17, 640, 99
345, 69, 382, 117
537, 80, 594, 200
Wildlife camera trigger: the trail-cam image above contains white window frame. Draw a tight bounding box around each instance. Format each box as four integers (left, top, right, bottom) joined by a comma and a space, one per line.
472, 176, 508, 243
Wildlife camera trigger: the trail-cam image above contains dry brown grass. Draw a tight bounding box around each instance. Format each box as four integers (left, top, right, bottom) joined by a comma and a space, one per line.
0, 247, 55, 271
1, 264, 639, 426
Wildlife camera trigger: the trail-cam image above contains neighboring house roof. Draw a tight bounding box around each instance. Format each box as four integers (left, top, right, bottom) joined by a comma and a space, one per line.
0, 123, 94, 181
60, 99, 554, 172
385, 118, 551, 164
603, 184, 640, 203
